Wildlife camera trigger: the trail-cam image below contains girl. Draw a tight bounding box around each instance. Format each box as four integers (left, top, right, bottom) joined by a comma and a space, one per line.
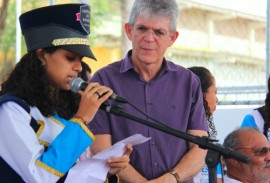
188, 66, 221, 183
0, 4, 132, 183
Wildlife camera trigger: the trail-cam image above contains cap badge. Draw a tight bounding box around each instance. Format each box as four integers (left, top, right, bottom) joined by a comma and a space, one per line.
78, 4, 90, 34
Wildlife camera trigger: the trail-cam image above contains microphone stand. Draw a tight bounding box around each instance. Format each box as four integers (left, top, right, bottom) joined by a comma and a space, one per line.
206, 148, 221, 183
101, 104, 250, 183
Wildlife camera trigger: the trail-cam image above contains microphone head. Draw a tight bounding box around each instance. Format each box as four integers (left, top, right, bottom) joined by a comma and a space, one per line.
70, 77, 84, 93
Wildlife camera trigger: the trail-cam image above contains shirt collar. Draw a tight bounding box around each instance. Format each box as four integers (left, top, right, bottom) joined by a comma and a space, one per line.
224, 175, 243, 183
120, 50, 133, 73
120, 50, 178, 75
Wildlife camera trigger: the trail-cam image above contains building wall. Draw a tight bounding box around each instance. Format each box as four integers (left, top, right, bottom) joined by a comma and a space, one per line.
83, 47, 121, 73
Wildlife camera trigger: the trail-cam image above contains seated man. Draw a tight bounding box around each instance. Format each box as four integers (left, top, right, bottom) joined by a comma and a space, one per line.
223, 127, 270, 183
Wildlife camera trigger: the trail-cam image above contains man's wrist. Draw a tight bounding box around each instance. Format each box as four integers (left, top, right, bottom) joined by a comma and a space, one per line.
169, 169, 181, 183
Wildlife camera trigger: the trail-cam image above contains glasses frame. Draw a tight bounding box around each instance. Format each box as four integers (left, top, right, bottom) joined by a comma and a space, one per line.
132, 25, 172, 40
235, 147, 270, 157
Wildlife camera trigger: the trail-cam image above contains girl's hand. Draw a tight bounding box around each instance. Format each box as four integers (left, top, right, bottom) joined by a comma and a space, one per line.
75, 82, 113, 124
107, 144, 133, 175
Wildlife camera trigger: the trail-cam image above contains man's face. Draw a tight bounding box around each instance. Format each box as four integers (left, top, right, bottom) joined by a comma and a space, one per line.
237, 131, 270, 182
124, 14, 178, 67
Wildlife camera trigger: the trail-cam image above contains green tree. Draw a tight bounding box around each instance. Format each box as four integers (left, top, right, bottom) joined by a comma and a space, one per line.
0, 0, 46, 80
0, 0, 14, 81
0, 0, 8, 38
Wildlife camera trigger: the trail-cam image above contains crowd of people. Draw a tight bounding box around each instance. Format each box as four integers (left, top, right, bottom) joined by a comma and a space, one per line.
0, 0, 269, 183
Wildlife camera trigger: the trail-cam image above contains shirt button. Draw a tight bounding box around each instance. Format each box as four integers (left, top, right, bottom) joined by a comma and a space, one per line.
154, 162, 158, 166
151, 141, 155, 145
148, 102, 152, 105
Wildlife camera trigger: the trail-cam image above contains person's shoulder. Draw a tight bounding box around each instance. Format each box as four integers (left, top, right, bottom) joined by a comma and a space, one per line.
241, 113, 257, 128
0, 100, 31, 117
166, 61, 201, 84
166, 61, 194, 75
91, 60, 123, 82
166, 60, 186, 71
95, 60, 122, 73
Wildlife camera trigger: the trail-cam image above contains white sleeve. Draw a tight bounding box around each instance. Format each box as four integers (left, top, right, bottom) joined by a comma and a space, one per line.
250, 110, 265, 132
0, 102, 58, 183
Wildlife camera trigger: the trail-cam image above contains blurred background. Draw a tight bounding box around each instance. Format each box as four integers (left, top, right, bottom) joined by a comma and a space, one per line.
0, 0, 267, 142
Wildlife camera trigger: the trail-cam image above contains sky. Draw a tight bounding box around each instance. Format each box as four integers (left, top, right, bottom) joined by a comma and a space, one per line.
192, 0, 267, 17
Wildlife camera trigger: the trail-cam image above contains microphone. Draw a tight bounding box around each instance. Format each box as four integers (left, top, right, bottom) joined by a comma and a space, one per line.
70, 77, 128, 103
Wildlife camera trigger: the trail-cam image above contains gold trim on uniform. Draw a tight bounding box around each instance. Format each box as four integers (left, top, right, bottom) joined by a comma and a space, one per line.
72, 116, 85, 124
50, 116, 65, 127
36, 120, 45, 138
35, 159, 64, 177
34, 120, 49, 146
71, 117, 95, 140
52, 38, 89, 46
39, 139, 49, 147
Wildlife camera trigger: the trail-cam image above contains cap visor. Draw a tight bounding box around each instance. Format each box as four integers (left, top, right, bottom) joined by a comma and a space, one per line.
60, 45, 96, 61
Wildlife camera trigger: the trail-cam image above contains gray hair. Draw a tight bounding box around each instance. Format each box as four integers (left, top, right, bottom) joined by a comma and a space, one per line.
223, 127, 261, 150
128, 0, 179, 33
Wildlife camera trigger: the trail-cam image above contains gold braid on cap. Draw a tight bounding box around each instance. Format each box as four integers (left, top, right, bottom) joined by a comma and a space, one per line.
52, 38, 89, 46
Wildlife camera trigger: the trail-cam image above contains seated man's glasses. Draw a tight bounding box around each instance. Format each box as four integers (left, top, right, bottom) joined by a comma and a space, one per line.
235, 147, 270, 157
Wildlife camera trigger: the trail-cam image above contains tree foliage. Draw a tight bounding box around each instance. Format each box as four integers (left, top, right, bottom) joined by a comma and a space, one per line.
0, 0, 8, 38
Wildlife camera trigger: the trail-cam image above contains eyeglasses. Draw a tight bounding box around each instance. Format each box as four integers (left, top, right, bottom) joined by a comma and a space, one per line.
235, 147, 270, 157
133, 25, 171, 39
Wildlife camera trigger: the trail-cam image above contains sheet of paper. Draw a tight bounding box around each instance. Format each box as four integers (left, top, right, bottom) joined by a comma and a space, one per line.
65, 134, 151, 183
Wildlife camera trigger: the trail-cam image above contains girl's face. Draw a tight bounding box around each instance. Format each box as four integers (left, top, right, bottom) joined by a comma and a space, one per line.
205, 78, 218, 114
39, 48, 82, 90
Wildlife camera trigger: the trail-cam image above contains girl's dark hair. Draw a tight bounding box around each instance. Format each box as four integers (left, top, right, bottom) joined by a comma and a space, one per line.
188, 66, 217, 139
80, 61, 91, 81
0, 47, 80, 119
263, 76, 270, 137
